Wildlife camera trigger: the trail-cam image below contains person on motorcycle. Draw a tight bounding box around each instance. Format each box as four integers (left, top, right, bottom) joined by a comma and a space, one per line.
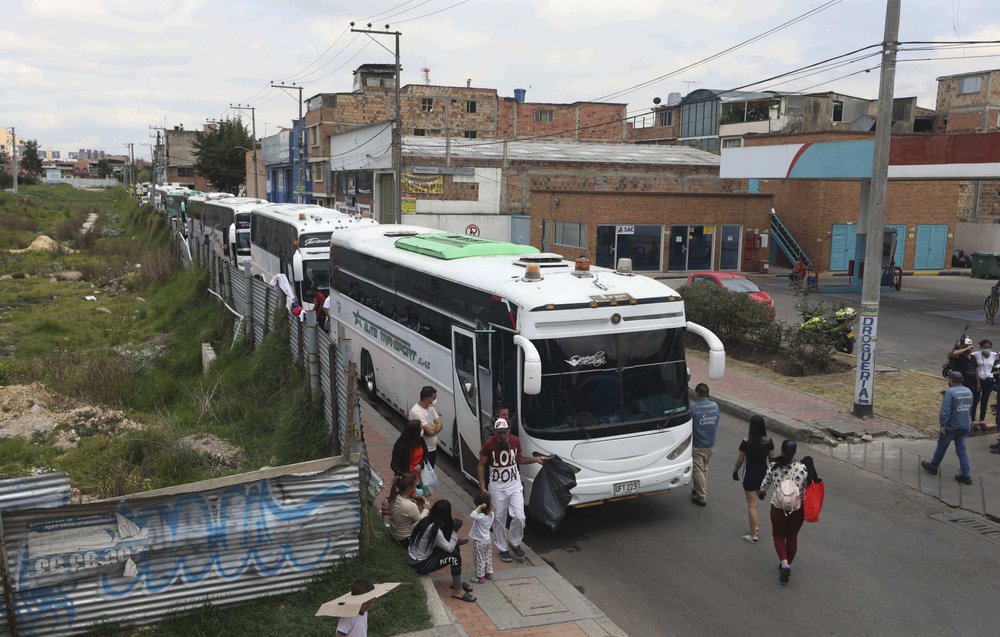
949, 337, 978, 420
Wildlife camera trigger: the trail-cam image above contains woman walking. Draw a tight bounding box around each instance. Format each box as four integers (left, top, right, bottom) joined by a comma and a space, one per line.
759, 440, 809, 584
971, 339, 997, 430
732, 415, 776, 543
407, 500, 476, 602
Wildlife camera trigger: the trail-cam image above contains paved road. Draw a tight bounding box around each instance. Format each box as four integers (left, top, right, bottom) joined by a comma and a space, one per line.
521, 413, 1000, 637
661, 274, 1000, 375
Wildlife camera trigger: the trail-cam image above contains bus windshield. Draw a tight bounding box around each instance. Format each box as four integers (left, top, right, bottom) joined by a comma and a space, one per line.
235, 231, 250, 253
302, 260, 331, 298
522, 329, 689, 438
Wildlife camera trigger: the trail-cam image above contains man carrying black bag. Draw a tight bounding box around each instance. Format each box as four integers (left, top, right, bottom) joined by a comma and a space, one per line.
528, 455, 579, 532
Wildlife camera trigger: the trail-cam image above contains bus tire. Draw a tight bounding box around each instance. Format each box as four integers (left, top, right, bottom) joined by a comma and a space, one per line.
359, 349, 378, 401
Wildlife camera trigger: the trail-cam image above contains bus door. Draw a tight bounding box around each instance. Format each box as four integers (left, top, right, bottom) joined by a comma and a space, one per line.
451, 326, 481, 476
475, 328, 494, 441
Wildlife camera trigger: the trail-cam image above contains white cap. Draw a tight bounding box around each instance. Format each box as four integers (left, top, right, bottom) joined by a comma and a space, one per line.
494, 418, 509, 430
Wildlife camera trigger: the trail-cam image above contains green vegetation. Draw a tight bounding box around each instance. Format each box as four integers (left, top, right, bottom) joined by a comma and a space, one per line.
192, 118, 253, 193
2, 185, 428, 637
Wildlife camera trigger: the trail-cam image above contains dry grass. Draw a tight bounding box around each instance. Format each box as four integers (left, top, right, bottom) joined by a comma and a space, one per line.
722, 354, 944, 435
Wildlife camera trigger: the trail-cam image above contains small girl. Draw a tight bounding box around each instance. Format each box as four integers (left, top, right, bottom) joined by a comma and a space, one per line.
469, 491, 495, 583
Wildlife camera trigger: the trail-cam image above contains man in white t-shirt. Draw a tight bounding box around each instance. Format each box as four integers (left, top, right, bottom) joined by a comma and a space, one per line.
409, 386, 443, 467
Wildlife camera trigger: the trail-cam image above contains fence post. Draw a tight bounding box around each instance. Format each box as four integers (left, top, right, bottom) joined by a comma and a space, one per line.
330, 343, 341, 456
245, 268, 255, 347
0, 511, 20, 636
305, 314, 320, 400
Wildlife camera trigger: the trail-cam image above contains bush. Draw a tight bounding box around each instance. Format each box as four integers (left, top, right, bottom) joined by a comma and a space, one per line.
679, 283, 780, 356
784, 324, 838, 376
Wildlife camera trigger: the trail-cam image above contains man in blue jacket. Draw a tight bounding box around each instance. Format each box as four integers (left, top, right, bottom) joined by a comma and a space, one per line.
922, 371, 974, 485
690, 383, 720, 506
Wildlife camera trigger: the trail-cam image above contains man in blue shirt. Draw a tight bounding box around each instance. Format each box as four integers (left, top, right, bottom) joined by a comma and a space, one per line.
690, 383, 721, 506
922, 371, 974, 485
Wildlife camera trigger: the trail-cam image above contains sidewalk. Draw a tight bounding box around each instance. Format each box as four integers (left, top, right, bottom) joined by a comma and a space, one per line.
686, 356, 1000, 518
362, 400, 627, 637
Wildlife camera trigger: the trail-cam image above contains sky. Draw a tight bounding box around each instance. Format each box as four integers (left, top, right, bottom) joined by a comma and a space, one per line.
3, 0, 1000, 156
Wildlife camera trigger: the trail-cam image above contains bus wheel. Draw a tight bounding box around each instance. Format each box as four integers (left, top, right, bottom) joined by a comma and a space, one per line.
359, 350, 378, 401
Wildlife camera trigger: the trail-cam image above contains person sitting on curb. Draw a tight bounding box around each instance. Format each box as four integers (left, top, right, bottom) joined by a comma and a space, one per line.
407, 500, 476, 602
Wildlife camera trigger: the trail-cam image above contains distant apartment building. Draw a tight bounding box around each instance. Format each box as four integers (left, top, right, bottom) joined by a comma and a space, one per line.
936, 68, 1000, 222
160, 125, 210, 191
298, 64, 628, 206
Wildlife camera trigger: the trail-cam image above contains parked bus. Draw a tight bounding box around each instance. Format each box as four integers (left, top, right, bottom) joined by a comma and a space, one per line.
326, 225, 726, 507
188, 196, 266, 266
249, 203, 376, 304
154, 185, 198, 230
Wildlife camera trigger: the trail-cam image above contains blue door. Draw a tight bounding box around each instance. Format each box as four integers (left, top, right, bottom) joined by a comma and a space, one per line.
720, 224, 741, 270
914, 225, 948, 270
885, 224, 906, 267
829, 224, 857, 271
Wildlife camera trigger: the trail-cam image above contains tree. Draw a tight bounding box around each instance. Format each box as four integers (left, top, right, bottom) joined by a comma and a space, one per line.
0, 148, 8, 171
20, 139, 43, 175
192, 118, 253, 193
137, 166, 153, 183
96, 158, 113, 178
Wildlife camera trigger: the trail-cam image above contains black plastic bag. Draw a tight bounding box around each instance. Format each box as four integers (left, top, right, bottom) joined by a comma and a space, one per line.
528, 455, 579, 532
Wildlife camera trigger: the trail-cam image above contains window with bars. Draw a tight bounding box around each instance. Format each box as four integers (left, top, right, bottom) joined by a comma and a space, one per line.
421, 98, 433, 112
553, 221, 587, 248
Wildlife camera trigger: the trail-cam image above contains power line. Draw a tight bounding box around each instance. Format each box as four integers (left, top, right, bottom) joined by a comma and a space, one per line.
362, 0, 419, 20
293, 33, 363, 83
304, 39, 375, 84
589, 0, 844, 102
281, 27, 350, 82
393, 0, 471, 24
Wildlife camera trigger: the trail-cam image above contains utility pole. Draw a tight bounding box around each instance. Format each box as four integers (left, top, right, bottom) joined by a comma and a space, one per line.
9, 127, 17, 194
351, 22, 402, 223
230, 104, 259, 198
271, 82, 305, 203
149, 125, 165, 185
853, 0, 901, 418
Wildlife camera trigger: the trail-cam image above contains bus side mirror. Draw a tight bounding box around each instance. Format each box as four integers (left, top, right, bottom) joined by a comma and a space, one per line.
514, 335, 542, 395
686, 321, 726, 380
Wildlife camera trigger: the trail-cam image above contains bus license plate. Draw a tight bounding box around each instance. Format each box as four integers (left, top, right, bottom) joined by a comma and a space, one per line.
613, 480, 639, 496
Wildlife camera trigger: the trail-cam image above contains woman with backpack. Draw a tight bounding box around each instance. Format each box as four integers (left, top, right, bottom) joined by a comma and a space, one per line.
759, 439, 809, 584
732, 415, 776, 543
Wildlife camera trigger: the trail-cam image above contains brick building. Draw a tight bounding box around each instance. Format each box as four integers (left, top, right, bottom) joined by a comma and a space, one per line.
739, 131, 961, 272
160, 126, 210, 191
935, 68, 1000, 222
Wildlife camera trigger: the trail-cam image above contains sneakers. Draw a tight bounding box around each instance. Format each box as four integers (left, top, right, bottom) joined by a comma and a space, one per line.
741, 533, 758, 544
691, 495, 706, 507
955, 474, 973, 485
485, 572, 494, 580
921, 461, 938, 475
779, 565, 791, 584
498, 551, 512, 563
472, 576, 487, 584
511, 545, 526, 560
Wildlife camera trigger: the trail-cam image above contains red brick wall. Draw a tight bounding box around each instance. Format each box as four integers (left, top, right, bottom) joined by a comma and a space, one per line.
497, 99, 627, 141
756, 178, 960, 271
528, 190, 773, 272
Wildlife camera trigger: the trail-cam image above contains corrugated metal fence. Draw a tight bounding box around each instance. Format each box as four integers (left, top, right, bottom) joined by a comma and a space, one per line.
1, 458, 360, 637
0, 220, 380, 635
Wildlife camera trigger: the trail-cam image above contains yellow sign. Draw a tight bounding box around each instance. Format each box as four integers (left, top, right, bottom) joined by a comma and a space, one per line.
402, 173, 443, 195
401, 197, 417, 214
703, 225, 714, 234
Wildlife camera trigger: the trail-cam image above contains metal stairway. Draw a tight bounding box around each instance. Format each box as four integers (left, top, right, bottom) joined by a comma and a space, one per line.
770, 208, 812, 267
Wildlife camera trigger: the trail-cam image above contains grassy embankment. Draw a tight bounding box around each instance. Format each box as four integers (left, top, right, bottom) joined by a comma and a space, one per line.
0, 185, 428, 637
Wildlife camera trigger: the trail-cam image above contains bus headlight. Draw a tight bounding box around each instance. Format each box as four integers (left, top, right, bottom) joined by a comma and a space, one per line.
666, 434, 692, 460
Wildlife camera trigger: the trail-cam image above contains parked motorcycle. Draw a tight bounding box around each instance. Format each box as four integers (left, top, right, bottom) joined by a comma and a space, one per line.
800, 306, 858, 354
941, 324, 972, 378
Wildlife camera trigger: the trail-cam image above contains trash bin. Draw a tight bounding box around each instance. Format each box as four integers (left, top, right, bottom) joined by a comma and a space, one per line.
971, 252, 1000, 278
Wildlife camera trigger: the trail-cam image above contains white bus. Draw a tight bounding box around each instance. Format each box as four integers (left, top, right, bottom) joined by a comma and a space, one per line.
189, 196, 268, 266
250, 204, 376, 304
326, 225, 725, 508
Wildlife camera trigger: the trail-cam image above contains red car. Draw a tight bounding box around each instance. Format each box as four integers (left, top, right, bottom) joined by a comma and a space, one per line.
684, 272, 774, 310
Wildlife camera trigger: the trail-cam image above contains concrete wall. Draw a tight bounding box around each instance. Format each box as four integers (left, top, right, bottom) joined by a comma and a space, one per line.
402, 212, 512, 241
954, 220, 1000, 255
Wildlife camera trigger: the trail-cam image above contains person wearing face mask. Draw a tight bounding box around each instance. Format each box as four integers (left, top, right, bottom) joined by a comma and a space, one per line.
410, 386, 443, 467
971, 339, 997, 431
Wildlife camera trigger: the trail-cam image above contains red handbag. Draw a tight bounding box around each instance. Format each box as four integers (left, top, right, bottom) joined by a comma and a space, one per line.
803, 480, 825, 523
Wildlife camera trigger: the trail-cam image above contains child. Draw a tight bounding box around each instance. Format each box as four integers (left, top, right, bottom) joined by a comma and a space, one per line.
469, 491, 495, 583
336, 579, 375, 637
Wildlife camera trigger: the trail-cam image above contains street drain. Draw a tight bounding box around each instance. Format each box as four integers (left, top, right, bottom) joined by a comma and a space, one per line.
931, 511, 1000, 546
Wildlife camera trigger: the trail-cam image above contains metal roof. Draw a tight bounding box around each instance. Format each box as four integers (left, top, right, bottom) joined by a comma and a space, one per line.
402, 137, 720, 166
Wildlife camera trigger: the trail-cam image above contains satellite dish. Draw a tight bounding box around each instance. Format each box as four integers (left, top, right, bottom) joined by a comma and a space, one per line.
653, 97, 662, 105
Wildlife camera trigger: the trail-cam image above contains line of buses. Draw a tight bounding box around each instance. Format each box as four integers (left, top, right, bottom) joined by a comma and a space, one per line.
151, 185, 726, 508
